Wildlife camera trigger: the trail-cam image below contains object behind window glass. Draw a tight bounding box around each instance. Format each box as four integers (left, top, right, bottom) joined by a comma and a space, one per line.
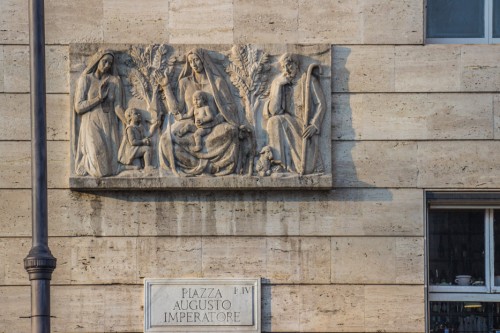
429, 301, 500, 332
427, 0, 485, 38
429, 210, 485, 286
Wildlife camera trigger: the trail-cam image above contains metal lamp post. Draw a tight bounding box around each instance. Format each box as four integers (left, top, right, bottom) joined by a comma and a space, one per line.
24, 0, 57, 332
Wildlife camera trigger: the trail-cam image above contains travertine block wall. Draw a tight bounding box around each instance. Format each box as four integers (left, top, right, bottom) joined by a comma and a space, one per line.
0, 1, 498, 332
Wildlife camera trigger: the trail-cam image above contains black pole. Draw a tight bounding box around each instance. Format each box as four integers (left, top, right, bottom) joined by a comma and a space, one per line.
24, 0, 56, 332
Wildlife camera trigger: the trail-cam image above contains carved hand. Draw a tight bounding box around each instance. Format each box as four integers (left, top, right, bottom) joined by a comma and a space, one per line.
143, 138, 151, 146
276, 74, 290, 86
302, 124, 318, 139
98, 77, 110, 102
174, 112, 183, 121
154, 70, 169, 88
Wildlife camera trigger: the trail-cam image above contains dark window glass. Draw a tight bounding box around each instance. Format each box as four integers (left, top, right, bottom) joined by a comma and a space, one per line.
495, 211, 500, 286
429, 210, 485, 286
427, 0, 485, 38
494, 0, 500, 38
429, 301, 500, 332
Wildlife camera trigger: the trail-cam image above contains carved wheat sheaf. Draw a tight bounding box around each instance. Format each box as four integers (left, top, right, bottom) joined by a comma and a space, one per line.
129, 69, 150, 105
225, 45, 271, 111
129, 44, 172, 107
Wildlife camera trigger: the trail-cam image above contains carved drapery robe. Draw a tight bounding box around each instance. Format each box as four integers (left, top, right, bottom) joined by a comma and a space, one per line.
74, 73, 122, 177
264, 66, 325, 174
166, 75, 239, 176
118, 124, 146, 165
160, 48, 240, 176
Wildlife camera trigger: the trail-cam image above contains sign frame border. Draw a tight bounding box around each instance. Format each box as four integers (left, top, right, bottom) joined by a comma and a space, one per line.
144, 278, 261, 333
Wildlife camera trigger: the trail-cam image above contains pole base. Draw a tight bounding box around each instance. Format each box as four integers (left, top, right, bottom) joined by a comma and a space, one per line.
24, 245, 56, 280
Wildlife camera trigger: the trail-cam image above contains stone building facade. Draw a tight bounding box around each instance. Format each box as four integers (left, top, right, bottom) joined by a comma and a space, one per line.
0, 1, 499, 332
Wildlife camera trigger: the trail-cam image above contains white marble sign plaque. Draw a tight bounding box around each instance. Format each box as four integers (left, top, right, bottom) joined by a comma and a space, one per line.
144, 279, 261, 333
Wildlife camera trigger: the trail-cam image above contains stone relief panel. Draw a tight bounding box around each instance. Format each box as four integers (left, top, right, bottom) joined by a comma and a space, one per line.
69, 44, 331, 189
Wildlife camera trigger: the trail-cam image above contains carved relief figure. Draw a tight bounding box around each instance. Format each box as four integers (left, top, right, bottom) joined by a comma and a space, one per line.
264, 53, 326, 175
158, 48, 241, 176
71, 45, 331, 186
74, 50, 125, 177
191, 91, 218, 152
170, 90, 219, 152
237, 125, 255, 176
118, 108, 154, 171
255, 146, 274, 177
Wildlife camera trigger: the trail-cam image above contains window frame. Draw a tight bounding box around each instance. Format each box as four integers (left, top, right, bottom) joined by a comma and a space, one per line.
428, 207, 492, 294
426, 0, 500, 44
426, 192, 500, 332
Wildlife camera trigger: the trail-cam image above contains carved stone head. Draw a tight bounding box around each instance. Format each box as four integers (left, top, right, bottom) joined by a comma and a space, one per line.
125, 108, 142, 125
279, 53, 300, 80
187, 52, 204, 74
97, 54, 114, 74
192, 90, 208, 108
83, 49, 116, 76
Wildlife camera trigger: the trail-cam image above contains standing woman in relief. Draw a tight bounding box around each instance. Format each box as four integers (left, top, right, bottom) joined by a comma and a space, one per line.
74, 50, 126, 177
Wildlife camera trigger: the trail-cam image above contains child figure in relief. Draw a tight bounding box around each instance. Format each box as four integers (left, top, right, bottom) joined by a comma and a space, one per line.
191, 90, 217, 152
118, 108, 154, 171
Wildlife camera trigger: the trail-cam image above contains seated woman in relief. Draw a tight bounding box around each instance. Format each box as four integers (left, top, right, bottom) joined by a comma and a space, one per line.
158, 48, 241, 176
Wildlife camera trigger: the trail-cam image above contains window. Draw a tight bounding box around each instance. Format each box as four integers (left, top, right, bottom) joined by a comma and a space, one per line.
427, 193, 500, 332
426, 0, 500, 43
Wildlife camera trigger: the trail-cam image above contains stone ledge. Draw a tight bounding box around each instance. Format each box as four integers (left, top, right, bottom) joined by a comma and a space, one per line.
69, 174, 333, 190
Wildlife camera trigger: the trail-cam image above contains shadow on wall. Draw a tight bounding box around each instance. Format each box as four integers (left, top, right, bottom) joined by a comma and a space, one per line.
332, 46, 393, 199
66, 46, 406, 237
63, 47, 401, 237
70, 47, 395, 200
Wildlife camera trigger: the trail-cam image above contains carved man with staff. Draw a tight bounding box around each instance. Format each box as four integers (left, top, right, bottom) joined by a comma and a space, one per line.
264, 53, 326, 175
